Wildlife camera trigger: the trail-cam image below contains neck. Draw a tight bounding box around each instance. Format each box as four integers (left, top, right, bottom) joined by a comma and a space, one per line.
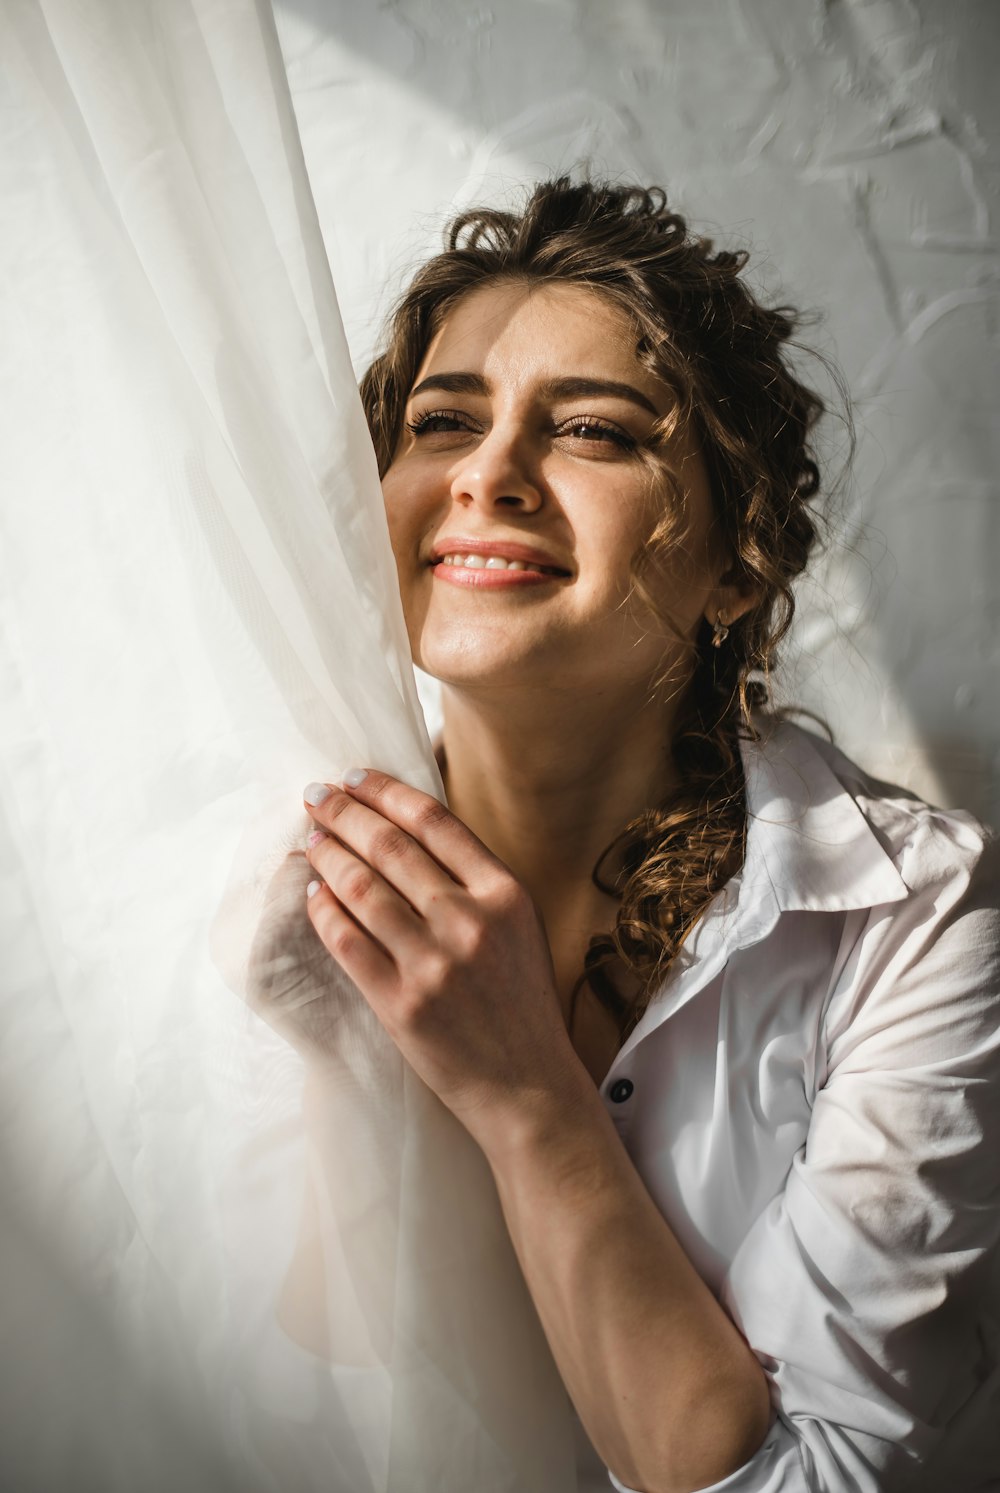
438, 680, 682, 922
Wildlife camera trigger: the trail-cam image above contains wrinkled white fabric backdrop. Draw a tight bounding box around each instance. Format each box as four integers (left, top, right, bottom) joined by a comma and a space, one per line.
0, 2, 577, 1488
274, 0, 1000, 831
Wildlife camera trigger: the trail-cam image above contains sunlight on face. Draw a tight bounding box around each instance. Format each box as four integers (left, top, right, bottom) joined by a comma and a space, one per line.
381, 280, 729, 705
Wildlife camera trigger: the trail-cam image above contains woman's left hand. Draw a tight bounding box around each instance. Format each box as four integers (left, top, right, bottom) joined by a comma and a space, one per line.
301, 770, 582, 1150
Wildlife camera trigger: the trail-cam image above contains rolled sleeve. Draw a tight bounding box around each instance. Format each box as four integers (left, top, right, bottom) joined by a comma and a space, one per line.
715, 829, 1000, 1491
607, 1417, 811, 1491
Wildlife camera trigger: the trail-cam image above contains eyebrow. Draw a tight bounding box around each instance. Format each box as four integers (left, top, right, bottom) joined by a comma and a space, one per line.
408, 371, 660, 417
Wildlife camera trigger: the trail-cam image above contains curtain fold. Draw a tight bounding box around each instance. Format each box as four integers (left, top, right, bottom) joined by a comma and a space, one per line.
0, 2, 577, 1487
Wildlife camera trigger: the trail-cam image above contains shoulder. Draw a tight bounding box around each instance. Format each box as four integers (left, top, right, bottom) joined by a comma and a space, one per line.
743, 716, 997, 916
816, 729, 989, 869
715, 730, 1000, 1493
745, 722, 1000, 1075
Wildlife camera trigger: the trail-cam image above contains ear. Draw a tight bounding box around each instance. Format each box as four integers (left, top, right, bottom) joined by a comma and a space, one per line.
703, 565, 759, 636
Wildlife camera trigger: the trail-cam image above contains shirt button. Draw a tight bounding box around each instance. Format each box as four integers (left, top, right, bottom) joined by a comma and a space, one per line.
609, 1078, 634, 1104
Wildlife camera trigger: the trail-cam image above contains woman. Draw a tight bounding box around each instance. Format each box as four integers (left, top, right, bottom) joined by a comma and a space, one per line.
284, 180, 998, 1491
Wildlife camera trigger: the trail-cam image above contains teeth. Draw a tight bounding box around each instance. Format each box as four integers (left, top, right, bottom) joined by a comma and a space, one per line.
440, 553, 544, 573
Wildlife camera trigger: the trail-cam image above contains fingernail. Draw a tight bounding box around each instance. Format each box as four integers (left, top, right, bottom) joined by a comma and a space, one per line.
342, 768, 368, 789
304, 782, 331, 806
306, 879, 322, 898
306, 830, 326, 847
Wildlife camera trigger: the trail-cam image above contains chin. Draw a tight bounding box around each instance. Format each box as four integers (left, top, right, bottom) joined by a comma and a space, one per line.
415, 634, 553, 691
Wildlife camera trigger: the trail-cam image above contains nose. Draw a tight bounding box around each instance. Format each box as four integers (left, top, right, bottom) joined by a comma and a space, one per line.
449, 423, 543, 514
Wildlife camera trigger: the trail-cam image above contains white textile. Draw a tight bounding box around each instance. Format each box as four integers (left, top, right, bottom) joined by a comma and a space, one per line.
602, 722, 1000, 1492
0, 2, 576, 1489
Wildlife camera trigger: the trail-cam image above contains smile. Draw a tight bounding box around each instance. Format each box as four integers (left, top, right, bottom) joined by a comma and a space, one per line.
431, 557, 566, 588
438, 553, 558, 573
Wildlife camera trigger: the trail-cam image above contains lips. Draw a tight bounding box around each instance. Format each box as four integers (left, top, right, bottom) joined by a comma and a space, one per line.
428, 535, 571, 575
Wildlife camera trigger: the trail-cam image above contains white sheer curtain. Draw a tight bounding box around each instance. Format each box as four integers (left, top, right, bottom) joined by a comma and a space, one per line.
0, 2, 577, 1487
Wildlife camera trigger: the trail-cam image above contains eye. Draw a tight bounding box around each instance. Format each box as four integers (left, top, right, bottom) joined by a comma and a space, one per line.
406, 408, 480, 437
557, 417, 637, 451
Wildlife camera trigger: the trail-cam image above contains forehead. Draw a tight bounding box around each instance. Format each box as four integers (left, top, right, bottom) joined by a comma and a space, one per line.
414, 280, 652, 389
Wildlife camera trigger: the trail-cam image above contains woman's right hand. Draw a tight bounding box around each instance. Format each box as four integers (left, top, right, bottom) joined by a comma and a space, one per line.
208, 796, 388, 1075
243, 846, 384, 1071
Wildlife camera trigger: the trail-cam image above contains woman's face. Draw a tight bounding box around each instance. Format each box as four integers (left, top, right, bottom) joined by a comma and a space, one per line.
381, 280, 738, 703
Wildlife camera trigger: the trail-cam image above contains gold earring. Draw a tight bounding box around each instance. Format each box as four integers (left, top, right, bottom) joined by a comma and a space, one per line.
711, 615, 730, 648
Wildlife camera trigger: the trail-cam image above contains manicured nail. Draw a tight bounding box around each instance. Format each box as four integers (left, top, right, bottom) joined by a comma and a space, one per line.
306, 879, 322, 899
307, 830, 326, 847
342, 768, 368, 788
304, 782, 331, 806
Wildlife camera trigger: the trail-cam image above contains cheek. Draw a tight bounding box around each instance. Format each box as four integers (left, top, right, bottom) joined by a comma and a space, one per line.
634, 556, 716, 646
380, 467, 402, 517
573, 500, 655, 600
600, 517, 717, 642
380, 480, 418, 562
381, 461, 443, 548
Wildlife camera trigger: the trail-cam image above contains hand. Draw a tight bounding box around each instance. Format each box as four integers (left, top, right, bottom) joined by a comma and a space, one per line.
243, 846, 389, 1075
301, 770, 584, 1149
207, 794, 392, 1086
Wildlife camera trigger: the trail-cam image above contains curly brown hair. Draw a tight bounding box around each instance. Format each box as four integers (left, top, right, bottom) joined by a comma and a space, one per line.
360, 177, 828, 1042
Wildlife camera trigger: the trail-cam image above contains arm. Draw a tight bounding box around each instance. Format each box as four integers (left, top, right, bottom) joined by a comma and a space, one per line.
230, 842, 406, 1366
481, 1071, 771, 1493
714, 826, 1000, 1491
298, 769, 770, 1493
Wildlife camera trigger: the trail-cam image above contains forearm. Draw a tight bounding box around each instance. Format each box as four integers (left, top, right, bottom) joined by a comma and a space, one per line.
481, 1070, 771, 1493
277, 1062, 403, 1365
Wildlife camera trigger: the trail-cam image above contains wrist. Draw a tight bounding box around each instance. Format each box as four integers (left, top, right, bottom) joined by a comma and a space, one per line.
473, 1056, 616, 1179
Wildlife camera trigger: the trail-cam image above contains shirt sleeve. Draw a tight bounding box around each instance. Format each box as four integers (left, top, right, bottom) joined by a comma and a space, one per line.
718, 821, 1000, 1491
604, 1417, 813, 1491
610, 820, 1000, 1493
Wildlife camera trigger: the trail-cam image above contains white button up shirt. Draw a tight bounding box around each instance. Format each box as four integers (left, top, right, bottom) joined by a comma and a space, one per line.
580, 720, 1000, 1493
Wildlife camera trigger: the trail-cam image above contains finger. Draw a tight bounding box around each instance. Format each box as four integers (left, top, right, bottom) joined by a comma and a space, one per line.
304, 787, 460, 915
305, 878, 397, 998
304, 771, 506, 892
306, 833, 428, 956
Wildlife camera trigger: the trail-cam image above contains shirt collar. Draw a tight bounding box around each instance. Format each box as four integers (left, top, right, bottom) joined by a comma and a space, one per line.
609, 719, 912, 1065
739, 718, 910, 914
